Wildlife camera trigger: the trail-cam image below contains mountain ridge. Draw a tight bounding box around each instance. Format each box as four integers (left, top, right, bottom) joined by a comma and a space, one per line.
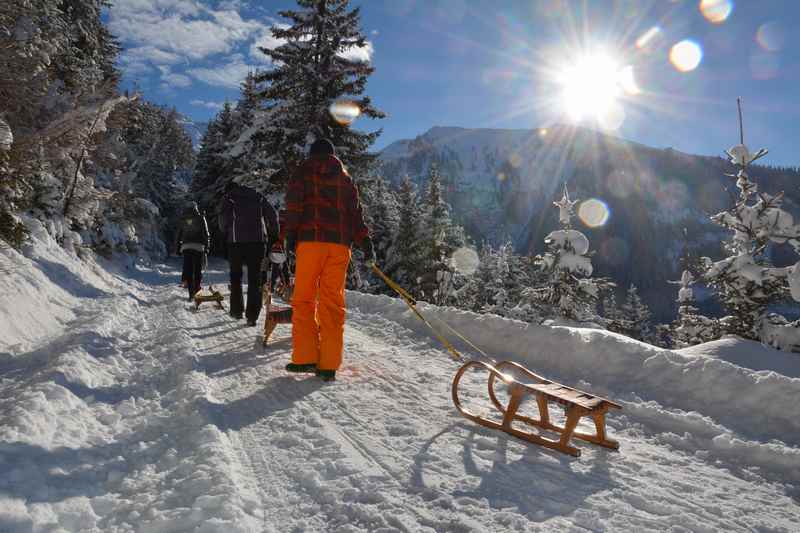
378, 124, 800, 320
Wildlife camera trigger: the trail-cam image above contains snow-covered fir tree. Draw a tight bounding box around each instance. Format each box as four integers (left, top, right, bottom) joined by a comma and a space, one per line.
253, 0, 385, 187
0, 1, 194, 256
418, 163, 465, 300
527, 185, 613, 322
385, 176, 425, 294
668, 270, 721, 348
620, 284, 654, 342
701, 101, 800, 350
601, 292, 631, 335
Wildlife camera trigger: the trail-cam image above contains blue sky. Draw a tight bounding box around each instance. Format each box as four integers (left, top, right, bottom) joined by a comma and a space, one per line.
108, 0, 800, 166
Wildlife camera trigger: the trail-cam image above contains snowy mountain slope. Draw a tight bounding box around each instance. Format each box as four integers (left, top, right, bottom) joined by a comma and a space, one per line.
379, 126, 800, 319
1, 237, 799, 532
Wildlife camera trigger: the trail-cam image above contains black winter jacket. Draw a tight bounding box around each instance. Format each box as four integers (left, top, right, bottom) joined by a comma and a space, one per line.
222, 184, 279, 244
176, 208, 209, 251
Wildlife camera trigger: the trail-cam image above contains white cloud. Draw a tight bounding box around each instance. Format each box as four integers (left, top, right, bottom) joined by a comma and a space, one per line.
109, 0, 268, 61
156, 65, 192, 88
162, 72, 192, 88
122, 46, 183, 66
338, 41, 374, 63
188, 54, 255, 89
190, 99, 224, 110
249, 25, 289, 63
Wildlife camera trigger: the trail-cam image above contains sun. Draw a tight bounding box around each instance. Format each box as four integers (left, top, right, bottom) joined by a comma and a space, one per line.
557, 53, 638, 129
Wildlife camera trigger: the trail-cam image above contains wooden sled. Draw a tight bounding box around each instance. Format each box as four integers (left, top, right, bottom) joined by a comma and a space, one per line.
262, 280, 293, 346
194, 285, 225, 310
452, 360, 622, 457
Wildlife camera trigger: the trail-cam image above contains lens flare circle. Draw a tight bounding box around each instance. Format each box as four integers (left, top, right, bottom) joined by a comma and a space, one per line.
451, 247, 480, 276
756, 22, 784, 52
700, 0, 733, 25
669, 40, 703, 72
578, 198, 610, 228
329, 100, 361, 125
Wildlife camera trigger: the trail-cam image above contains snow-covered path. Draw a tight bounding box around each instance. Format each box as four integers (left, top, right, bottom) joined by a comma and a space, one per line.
2, 254, 799, 532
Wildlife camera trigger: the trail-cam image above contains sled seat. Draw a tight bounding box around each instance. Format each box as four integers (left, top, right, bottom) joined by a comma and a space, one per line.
194, 285, 225, 310
452, 360, 622, 457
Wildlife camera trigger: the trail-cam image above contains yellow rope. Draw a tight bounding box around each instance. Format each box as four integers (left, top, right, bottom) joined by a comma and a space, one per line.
371, 264, 464, 361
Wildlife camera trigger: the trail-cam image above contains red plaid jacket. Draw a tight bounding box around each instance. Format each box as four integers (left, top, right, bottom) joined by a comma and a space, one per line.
284, 155, 370, 248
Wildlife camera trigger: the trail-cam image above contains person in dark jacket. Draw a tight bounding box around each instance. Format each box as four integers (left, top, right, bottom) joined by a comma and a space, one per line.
175, 202, 210, 301
283, 139, 375, 381
222, 182, 279, 326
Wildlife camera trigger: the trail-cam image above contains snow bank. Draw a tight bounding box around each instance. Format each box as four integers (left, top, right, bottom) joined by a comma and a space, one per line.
679, 335, 800, 378
0, 218, 123, 354
0, 236, 262, 532
346, 292, 800, 449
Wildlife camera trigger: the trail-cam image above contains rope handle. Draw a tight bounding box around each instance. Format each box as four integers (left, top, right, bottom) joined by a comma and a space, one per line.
370, 264, 466, 361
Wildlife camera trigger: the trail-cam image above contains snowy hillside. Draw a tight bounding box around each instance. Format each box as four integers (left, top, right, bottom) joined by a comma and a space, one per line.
1, 232, 799, 532
380, 125, 800, 319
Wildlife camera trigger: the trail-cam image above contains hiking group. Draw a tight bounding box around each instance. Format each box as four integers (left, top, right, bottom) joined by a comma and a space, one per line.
175, 139, 375, 382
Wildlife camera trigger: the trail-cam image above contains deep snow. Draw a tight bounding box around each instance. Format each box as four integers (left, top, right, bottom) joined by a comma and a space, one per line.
1, 231, 799, 532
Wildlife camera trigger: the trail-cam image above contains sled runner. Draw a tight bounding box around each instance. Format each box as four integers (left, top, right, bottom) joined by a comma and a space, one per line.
194, 285, 225, 310
452, 360, 622, 457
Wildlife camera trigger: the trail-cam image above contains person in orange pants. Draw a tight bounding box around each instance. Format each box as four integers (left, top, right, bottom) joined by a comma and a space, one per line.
283, 138, 375, 381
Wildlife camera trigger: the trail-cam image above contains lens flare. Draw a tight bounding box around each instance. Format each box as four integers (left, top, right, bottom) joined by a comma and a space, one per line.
700, 0, 733, 24
636, 26, 662, 50
756, 22, 784, 52
669, 40, 703, 72
329, 100, 361, 125
578, 199, 610, 228
618, 66, 641, 96
451, 247, 480, 276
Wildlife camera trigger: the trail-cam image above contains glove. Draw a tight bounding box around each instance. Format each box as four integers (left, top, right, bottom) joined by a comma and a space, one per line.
361, 238, 376, 267
269, 242, 287, 264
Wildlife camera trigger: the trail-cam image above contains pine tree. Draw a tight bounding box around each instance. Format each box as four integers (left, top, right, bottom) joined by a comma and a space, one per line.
419, 163, 465, 299
254, 0, 385, 187
386, 176, 424, 293
701, 100, 800, 346
620, 284, 653, 341
527, 185, 614, 321
669, 270, 721, 348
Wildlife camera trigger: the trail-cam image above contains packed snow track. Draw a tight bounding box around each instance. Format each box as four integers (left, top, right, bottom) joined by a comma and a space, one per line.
1, 247, 799, 532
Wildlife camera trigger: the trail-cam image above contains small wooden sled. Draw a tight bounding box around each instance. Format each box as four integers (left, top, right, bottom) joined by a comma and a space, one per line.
194, 285, 225, 310
262, 281, 292, 346
452, 360, 622, 457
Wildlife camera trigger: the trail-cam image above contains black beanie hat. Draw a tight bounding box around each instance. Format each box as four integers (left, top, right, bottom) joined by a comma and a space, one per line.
310, 138, 335, 157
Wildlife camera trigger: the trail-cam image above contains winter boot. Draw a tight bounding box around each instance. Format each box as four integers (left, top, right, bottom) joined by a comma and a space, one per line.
285, 363, 317, 374
246, 318, 257, 327
317, 369, 336, 382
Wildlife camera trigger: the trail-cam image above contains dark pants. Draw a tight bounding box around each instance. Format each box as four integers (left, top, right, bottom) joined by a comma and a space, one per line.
229, 242, 265, 320
182, 250, 203, 299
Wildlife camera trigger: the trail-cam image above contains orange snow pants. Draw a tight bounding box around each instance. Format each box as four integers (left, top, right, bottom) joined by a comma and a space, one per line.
291, 241, 352, 371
